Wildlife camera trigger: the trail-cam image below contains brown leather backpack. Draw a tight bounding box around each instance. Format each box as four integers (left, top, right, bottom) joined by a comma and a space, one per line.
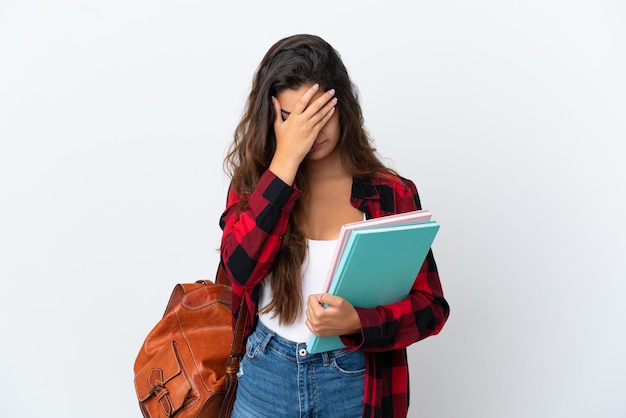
133, 266, 248, 418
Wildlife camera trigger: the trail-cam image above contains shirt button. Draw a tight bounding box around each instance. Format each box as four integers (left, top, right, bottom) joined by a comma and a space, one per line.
298, 348, 307, 357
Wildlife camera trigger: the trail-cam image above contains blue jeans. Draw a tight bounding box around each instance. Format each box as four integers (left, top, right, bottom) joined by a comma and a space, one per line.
231, 321, 365, 418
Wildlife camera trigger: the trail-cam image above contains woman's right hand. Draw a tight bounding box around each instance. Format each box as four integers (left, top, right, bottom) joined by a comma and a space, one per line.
268, 83, 337, 185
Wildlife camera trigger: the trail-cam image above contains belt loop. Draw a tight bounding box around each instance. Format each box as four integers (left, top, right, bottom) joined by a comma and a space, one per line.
258, 325, 274, 353
322, 351, 330, 366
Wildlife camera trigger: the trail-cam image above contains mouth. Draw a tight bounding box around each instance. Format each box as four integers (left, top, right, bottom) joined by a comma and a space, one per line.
309, 141, 323, 152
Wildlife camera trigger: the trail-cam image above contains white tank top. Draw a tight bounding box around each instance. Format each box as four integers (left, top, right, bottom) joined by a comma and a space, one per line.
258, 238, 337, 343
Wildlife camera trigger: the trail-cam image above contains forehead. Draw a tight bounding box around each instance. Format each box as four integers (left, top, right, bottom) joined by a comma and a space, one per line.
276, 84, 325, 111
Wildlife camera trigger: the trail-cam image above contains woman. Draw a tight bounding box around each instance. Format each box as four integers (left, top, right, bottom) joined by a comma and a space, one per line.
220, 34, 449, 418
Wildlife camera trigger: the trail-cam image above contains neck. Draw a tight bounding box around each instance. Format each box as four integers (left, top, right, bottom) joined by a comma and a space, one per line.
301, 149, 348, 182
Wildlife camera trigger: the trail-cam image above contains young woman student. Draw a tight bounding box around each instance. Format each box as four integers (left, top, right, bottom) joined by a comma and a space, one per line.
219, 34, 450, 418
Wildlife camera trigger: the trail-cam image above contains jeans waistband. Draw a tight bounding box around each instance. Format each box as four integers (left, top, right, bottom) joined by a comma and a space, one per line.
254, 320, 354, 364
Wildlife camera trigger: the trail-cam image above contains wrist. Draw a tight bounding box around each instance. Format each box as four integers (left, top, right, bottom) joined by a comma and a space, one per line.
345, 308, 362, 335
269, 157, 300, 186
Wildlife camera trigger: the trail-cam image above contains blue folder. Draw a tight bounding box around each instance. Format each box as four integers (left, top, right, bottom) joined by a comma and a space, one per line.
306, 220, 439, 354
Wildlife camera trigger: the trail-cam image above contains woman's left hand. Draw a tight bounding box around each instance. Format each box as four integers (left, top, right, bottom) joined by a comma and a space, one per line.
306, 293, 362, 337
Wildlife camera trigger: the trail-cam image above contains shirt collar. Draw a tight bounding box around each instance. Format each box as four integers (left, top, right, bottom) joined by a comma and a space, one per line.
351, 176, 380, 200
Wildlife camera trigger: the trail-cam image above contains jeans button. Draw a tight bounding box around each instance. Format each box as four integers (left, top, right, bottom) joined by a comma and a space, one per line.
298, 348, 307, 357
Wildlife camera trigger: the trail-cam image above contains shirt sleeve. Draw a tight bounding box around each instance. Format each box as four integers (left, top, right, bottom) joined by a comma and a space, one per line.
340, 178, 450, 352
219, 170, 301, 290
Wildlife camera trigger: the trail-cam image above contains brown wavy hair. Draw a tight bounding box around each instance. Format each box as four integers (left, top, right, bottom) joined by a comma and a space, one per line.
224, 34, 396, 324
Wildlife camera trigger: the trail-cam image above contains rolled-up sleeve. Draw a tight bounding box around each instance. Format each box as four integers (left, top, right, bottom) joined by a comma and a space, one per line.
219, 170, 301, 289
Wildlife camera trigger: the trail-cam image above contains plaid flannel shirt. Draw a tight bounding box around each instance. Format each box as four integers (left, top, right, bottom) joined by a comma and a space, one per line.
219, 170, 450, 418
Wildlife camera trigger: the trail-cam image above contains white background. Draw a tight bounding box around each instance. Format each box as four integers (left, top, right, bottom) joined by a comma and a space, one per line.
1, 1, 625, 417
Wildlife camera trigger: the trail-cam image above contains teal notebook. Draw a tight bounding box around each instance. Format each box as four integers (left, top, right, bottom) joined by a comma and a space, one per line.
306, 220, 439, 354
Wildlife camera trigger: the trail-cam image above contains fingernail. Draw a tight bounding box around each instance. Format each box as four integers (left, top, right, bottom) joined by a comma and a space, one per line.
329, 89, 336, 96
313, 83, 320, 90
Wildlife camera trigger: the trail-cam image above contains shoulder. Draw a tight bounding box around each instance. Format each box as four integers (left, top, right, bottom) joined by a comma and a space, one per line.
369, 172, 418, 197
362, 171, 422, 213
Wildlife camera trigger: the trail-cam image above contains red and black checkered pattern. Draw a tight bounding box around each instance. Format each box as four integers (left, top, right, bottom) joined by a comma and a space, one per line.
219, 169, 449, 418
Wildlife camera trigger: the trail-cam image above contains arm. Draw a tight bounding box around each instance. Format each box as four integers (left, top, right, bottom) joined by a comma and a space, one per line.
219, 170, 300, 289
341, 249, 449, 352
341, 177, 450, 352
220, 85, 337, 288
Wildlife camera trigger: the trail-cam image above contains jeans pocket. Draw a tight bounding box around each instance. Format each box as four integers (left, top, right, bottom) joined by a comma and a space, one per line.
330, 350, 366, 377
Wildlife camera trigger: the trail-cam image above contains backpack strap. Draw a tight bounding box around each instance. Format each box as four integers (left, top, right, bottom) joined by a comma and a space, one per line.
215, 261, 249, 417
215, 261, 231, 286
